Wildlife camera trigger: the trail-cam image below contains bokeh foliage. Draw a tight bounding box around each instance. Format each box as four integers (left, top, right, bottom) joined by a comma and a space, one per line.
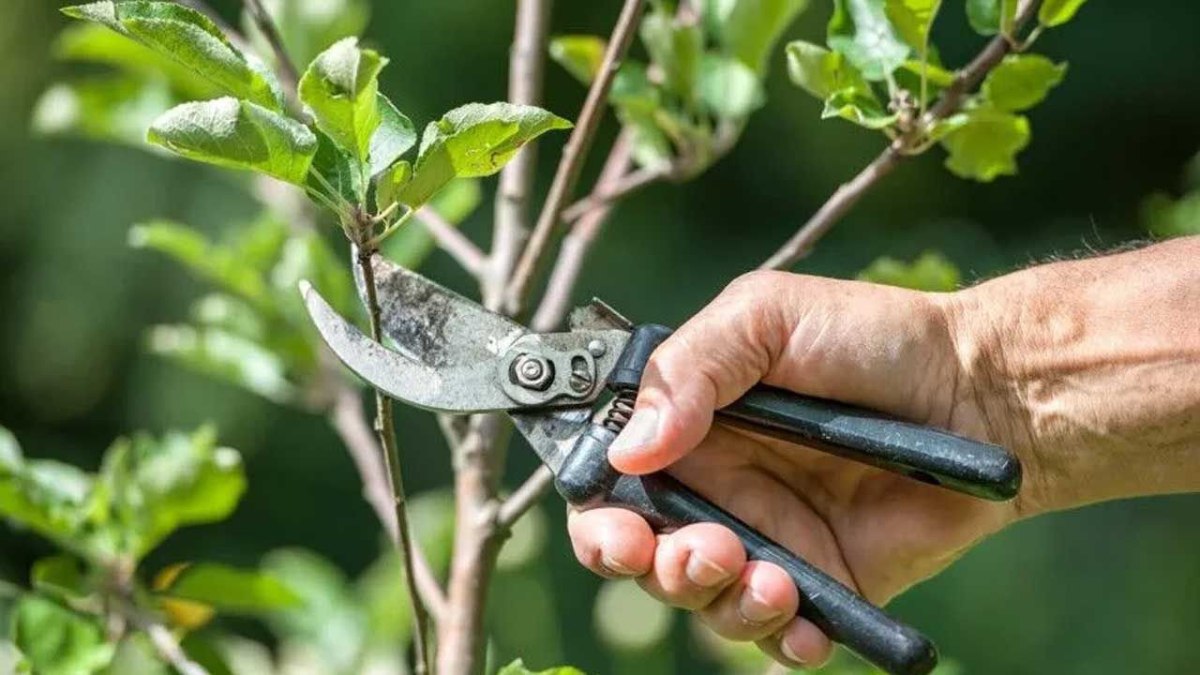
1, 0, 1198, 673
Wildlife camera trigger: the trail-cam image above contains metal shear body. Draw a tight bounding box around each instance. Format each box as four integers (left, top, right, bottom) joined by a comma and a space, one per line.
301, 255, 1021, 675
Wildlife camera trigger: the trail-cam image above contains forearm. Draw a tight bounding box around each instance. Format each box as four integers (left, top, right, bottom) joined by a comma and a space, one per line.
947, 237, 1200, 515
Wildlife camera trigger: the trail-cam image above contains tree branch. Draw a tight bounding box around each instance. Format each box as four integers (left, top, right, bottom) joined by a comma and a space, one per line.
328, 379, 448, 623
487, 0, 554, 310
559, 163, 663, 225
497, 465, 555, 529
504, 0, 647, 314
415, 206, 488, 278
354, 245, 433, 675
760, 0, 1042, 271
531, 129, 635, 331
242, 0, 300, 92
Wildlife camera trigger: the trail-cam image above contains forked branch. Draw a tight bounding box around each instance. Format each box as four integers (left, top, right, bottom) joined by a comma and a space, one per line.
761, 0, 1042, 270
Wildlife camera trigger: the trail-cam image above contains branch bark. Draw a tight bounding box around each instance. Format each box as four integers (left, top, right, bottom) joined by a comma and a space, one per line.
487, 0, 554, 310
760, 0, 1042, 271
415, 206, 488, 278
504, 0, 647, 314
355, 245, 433, 675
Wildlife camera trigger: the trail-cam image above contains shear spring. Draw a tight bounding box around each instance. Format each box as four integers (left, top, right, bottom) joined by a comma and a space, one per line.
602, 390, 636, 433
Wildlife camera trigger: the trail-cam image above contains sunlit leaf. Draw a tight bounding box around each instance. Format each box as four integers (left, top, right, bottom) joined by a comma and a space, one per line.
62, 1, 281, 108
940, 107, 1030, 181
299, 37, 387, 163
263, 549, 365, 672
786, 40, 872, 100
129, 220, 268, 304
698, 54, 765, 119
368, 94, 416, 177
1038, 0, 1088, 26
899, 58, 955, 87
384, 103, 570, 210
640, 8, 703, 100
53, 23, 221, 100
857, 251, 961, 291
549, 35, 607, 85
147, 97, 318, 185
827, 0, 910, 81
702, 0, 809, 72
822, 89, 897, 128
12, 596, 114, 675
497, 659, 587, 675
155, 562, 300, 615
981, 54, 1067, 112
884, 0, 942, 50
0, 431, 94, 549
966, 0, 1017, 36
147, 325, 297, 404
308, 130, 363, 205
1143, 192, 1200, 239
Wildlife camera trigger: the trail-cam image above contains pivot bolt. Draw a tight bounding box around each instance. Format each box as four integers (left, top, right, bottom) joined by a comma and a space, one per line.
511, 354, 554, 391
587, 339, 607, 358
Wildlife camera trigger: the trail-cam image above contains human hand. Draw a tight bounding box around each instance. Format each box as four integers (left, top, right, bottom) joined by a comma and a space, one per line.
566, 271, 1023, 668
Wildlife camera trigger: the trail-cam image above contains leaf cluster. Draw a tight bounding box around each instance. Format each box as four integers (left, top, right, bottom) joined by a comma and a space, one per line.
550, 0, 808, 179
786, 0, 1086, 181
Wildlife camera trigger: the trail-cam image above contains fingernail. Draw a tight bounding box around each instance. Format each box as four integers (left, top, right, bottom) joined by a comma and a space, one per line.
685, 553, 731, 587
780, 638, 807, 665
738, 588, 782, 625
600, 553, 638, 577
608, 407, 659, 459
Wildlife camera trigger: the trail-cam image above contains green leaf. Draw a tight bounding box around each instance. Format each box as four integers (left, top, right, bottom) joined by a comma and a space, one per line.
549, 35, 607, 85
1143, 191, 1200, 239
857, 251, 961, 291
940, 107, 1030, 181
898, 58, 955, 87
368, 94, 416, 177
827, 0, 910, 81
698, 55, 765, 119
129, 220, 268, 303
1038, 0, 1088, 26
262, 549, 365, 671
966, 0, 1017, 36
12, 596, 113, 675
147, 97, 318, 185
147, 325, 296, 403
386, 103, 571, 210
981, 54, 1067, 112
308, 131, 364, 206
785, 40, 872, 100
155, 562, 300, 615
0, 432, 94, 549
498, 659, 587, 675
101, 427, 247, 557
62, 1, 281, 108
271, 232, 357, 321
31, 556, 89, 603
822, 88, 897, 128
383, 179, 483, 269
640, 9, 703, 100
299, 37, 387, 164
884, 0, 942, 51
702, 0, 810, 72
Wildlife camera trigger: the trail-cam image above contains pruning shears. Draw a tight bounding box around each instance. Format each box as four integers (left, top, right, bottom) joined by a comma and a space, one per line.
300, 255, 1021, 675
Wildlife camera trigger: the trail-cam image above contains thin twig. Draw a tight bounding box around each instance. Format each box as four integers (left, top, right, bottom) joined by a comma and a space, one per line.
559, 164, 663, 224
242, 0, 300, 91
131, 612, 208, 675
504, 0, 647, 314
328, 379, 448, 622
355, 246, 433, 675
760, 0, 1042, 271
416, 206, 488, 278
487, 0, 554, 310
497, 465, 555, 529
531, 129, 635, 331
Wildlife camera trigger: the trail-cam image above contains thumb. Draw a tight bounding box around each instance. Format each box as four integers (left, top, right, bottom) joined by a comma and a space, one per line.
607, 273, 790, 474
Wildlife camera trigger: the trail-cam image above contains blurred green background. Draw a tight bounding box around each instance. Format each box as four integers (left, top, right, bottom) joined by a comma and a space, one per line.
2, 1, 1199, 673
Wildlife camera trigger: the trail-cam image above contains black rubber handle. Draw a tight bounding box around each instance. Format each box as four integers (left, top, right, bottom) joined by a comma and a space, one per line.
556, 426, 938, 675
719, 386, 1022, 500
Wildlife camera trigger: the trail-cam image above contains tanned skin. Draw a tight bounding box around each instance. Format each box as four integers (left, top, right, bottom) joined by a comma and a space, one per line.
565, 237, 1200, 666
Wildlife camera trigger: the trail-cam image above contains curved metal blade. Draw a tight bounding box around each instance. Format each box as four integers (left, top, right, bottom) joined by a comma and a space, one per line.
301, 280, 521, 412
